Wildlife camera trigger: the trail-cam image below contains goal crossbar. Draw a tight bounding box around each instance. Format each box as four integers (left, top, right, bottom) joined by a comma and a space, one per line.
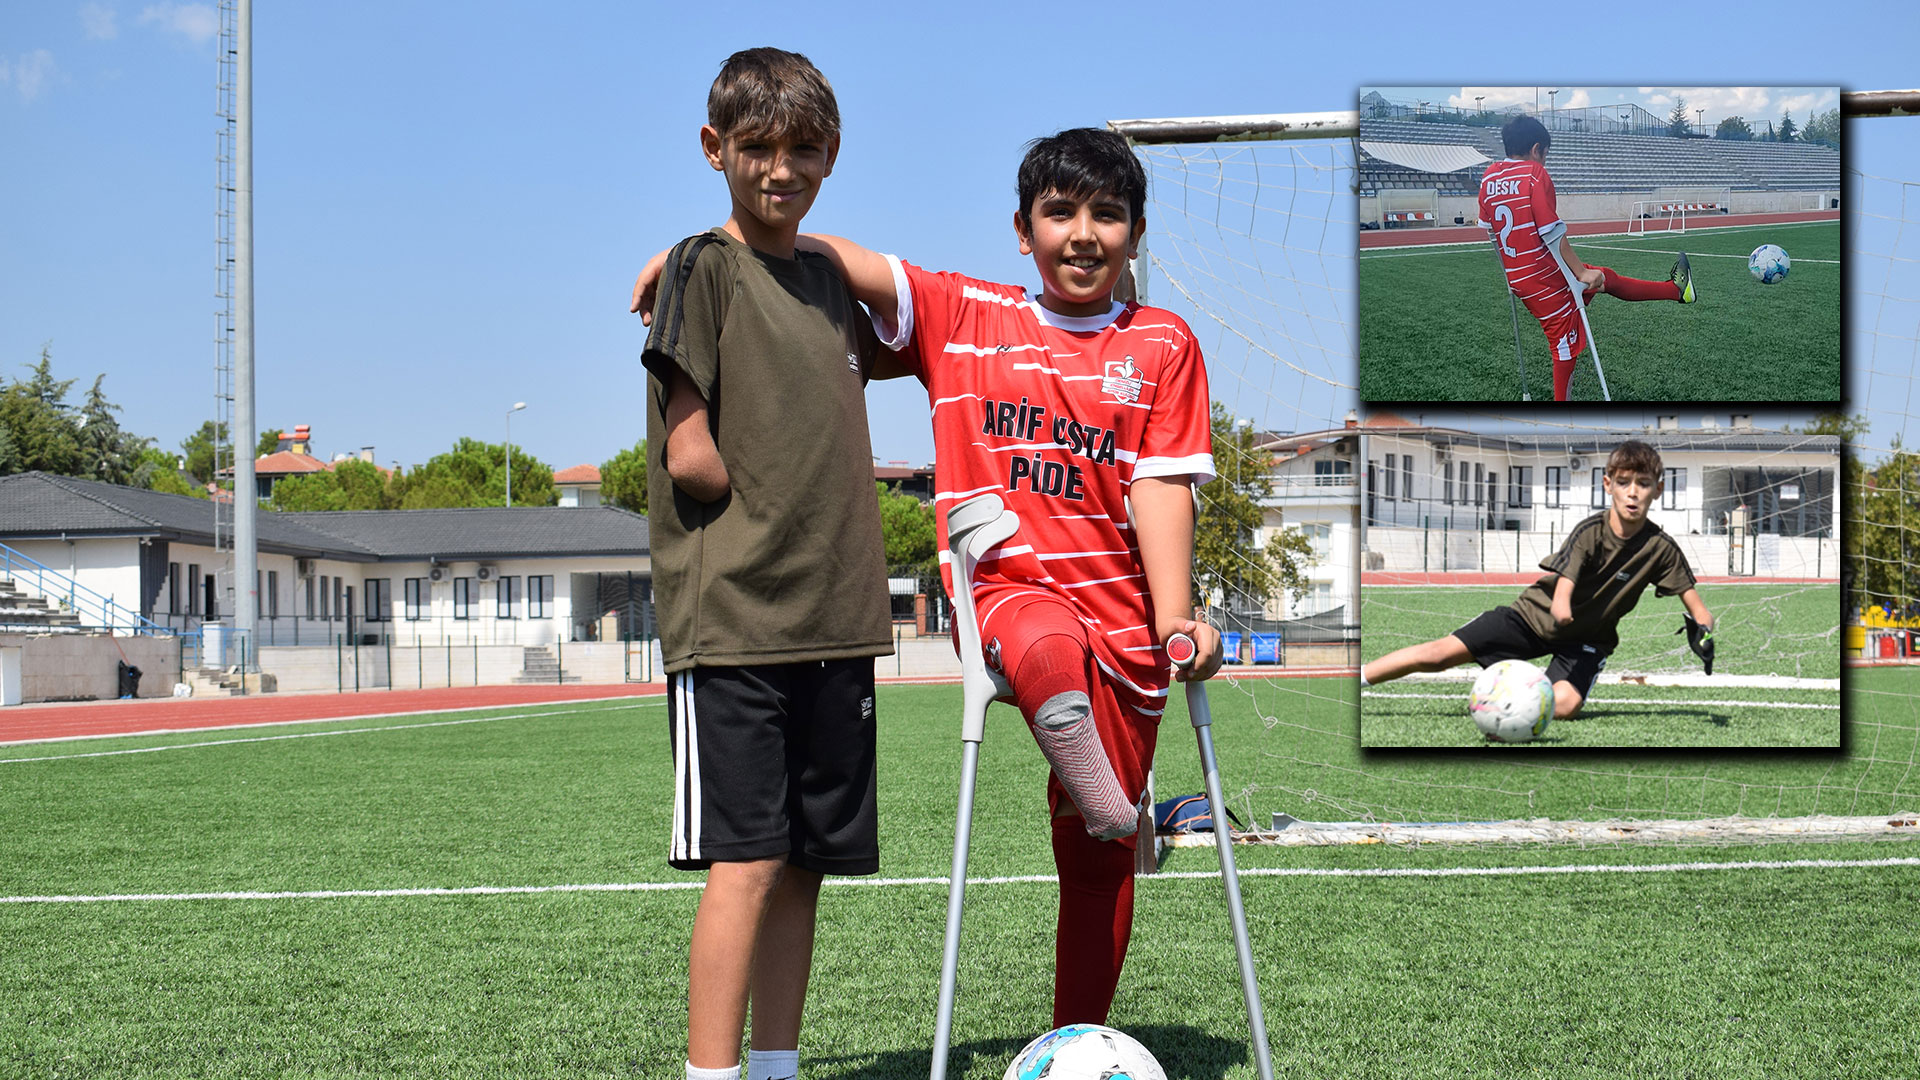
1110, 111, 1358, 145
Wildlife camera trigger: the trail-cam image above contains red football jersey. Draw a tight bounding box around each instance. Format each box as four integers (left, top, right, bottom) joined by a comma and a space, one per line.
879, 256, 1215, 692
1477, 158, 1576, 319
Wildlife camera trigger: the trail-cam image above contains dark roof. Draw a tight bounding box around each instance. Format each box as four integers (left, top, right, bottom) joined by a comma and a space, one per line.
287, 506, 648, 561
0, 473, 647, 562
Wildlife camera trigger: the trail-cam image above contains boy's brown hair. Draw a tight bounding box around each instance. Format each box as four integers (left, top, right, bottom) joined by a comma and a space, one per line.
1605, 439, 1663, 481
707, 47, 840, 143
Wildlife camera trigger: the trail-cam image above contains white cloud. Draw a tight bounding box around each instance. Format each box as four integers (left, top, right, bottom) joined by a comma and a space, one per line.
1447, 87, 1543, 112
81, 4, 118, 40
0, 50, 58, 103
139, 3, 219, 44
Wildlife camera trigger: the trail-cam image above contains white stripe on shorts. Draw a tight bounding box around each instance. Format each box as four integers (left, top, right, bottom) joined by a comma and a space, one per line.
672, 671, 701, 862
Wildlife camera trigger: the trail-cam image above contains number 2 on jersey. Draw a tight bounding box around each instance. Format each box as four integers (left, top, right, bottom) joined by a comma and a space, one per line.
1494, 204, 1518, 257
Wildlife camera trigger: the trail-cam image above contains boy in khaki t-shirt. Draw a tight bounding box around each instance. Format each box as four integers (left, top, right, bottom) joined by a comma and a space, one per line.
636, 48, 892, 1080
1362, 440, 1715, 721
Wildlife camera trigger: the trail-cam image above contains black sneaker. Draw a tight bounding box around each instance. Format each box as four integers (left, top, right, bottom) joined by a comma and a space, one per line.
1671, 251, 1696, 303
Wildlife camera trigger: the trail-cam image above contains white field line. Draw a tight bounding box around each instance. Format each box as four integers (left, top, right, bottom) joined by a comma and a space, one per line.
1387, 669, 1840, 692
0, 692, 661, 749
1578, 242, 1840, 264
0, 701, 666, 765
5, 856, 1916, 905
1358, 219, 1837, 256
1365, 691, 1838, 710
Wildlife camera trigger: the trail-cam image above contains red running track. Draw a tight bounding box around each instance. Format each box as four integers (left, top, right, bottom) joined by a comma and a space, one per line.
1359, 209, 1839, 249
0, 683, 665, 746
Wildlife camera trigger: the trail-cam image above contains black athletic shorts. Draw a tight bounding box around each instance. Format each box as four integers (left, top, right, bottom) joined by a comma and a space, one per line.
1453, 607, 1609, 703
667, 658, 878, 875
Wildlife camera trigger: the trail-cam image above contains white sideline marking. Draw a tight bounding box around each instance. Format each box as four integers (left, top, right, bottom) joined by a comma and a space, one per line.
1365, 691, 1839, 710
1393, 670, 1841, 691
6, 856, 1915, 904
0, 701, 664, 765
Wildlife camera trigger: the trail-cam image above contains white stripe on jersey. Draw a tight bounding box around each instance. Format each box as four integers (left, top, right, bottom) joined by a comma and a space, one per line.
1108, 623, 1149, 636
1059, 572, 1146, 590
1093, 654, 1169, 699
943, 342, 1050, 357
1134, 452, 1215, 482
1033, 549, 1134, 561
932, 391, 990, 409
933, 483, 1009, 504
672, 672, 701, 863
959, 284, 1045, 314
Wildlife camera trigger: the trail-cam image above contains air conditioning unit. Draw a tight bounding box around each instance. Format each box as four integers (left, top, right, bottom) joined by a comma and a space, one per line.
428, 566, 448, 583
1433, 446, 1451, 462
475, 566, 497, 582
296, 558, 315, 579
1570, 456, 1588, 471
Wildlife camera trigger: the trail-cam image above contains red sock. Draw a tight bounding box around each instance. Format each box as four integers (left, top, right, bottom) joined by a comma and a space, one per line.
1050, 816, 1135, 1028
1552, 358, 1575, 401
1599, 265, 1680, 302
1012, 634, 1086, 725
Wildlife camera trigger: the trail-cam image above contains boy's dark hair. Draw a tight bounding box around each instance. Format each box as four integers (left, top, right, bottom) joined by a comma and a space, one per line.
1606, 440, 1663, 480
707, 47, 839, 143
1015, 128, 1148, 227
1502, 115, 1551, 158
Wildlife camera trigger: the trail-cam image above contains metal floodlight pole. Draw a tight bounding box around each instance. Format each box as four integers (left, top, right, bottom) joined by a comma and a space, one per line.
233, 0, 257, 671
505, 401, 526, 507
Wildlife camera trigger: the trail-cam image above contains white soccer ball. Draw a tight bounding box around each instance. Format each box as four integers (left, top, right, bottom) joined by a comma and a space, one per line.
1469, 659, 1553, 743
1004, 1024, 1166, 1080
1748, 243, 1790, 284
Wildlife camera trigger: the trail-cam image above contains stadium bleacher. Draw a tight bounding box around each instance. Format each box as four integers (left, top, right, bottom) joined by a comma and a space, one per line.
1358, 118, 1839, 198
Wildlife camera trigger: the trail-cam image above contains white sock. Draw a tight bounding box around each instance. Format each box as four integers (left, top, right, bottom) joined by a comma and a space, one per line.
686, 1062, 739, 1080
747, 1049, 799, 1080
1358, 671, 1370, 687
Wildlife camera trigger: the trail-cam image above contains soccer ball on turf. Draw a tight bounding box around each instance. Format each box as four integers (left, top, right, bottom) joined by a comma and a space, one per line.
1003, 1024, 1166, 1080
1469, 659, 1553, 743
1748, 243, 1790, 284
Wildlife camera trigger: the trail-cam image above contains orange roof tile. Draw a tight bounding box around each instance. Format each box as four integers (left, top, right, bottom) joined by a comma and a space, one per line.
554, 464, 601, 485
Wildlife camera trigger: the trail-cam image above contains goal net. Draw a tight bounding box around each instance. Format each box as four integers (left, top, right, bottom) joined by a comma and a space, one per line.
1114, 106, 1915, 847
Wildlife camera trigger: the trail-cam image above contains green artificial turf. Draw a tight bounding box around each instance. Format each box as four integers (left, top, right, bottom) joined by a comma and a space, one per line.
1, 682, 1914, 1078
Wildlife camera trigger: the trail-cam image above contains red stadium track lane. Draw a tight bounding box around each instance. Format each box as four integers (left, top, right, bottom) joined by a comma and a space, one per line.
1360, 209, 1839, 250
1365, 572, 1831, 587
0, 683, 665, 747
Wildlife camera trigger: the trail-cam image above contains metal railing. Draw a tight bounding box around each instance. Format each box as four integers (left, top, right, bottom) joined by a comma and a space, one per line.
0, 543, 175, 636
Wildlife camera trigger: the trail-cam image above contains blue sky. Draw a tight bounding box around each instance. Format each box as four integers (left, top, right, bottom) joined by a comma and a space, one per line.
4, 3, 1918, 475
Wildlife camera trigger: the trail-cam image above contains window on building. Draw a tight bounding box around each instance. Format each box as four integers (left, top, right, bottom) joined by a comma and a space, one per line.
267, 570, 279, 618
365, 578, 391, 622
404, 578, 424, 621
1474, 462, 1485, 506
305, 575, 315, 618
335, 578, 345, 622
1545, 466, 1566, 508
1508, 466, 1533, 508
497, 576, 518, 618
453, 578, 473, 620
1312, 459, 1351, 486
1487, 470, 1499, 512
1443, 461, 1454, 504
188, 563, 201, 615
1402, 456, 1413, 503
319, 575, 329, 619
529, 575, 553, 619
1300, 521, 1332, 560
169, 562, 181, 615
1663, 467, 1685, 510
1383, 454, 1396, 499
1591, 467, 1606, 509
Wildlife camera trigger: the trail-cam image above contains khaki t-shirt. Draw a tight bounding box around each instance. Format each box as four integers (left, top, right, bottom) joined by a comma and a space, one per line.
641, 230, 893, 673
1511, 511, 1696, 650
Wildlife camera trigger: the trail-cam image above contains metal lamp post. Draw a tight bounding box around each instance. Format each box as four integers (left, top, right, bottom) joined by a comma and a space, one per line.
505, 401, 526, 507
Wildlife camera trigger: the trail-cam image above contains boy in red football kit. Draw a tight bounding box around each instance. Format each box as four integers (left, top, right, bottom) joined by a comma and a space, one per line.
1479, 115, 1697, 401
815, 128, 1225, 1026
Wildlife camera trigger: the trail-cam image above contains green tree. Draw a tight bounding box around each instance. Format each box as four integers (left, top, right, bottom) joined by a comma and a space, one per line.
391, 437, 554, 509
876, 482, 936, 570
1803, 107, 1841, 149
600, 440, 648, 514
132, 446, 203, 498
77, 375, 152, 485
1193, 403, 1314, 624
1778, 109, 1798, 143
0, 345, 82, 475
179, 420, 229, 484
1667, 97, 1691, 137
1715, 115, 1754, 141
256, 428, 284, 458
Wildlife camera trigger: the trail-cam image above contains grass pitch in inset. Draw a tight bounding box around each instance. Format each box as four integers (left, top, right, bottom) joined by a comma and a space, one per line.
1359, 219, 1841, 402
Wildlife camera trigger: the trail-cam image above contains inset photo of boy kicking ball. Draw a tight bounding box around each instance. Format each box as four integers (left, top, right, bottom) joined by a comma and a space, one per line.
1355, 411, 1840, 748
1357, 86, 1842, 403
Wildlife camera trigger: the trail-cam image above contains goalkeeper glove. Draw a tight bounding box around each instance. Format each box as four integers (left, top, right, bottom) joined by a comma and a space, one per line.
1676, 616, 1714, 676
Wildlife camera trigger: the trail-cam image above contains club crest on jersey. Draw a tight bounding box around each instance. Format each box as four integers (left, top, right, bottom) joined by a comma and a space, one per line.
984, 636, 1003, 673
1102, 356, 1143, 403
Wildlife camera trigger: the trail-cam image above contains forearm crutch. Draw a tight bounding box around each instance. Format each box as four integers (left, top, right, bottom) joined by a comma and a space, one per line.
1489, 235, 1533, 401
1544, 228, 1612, 402
930, 494, 1019, 1080
1167, 632, 1274, 1080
